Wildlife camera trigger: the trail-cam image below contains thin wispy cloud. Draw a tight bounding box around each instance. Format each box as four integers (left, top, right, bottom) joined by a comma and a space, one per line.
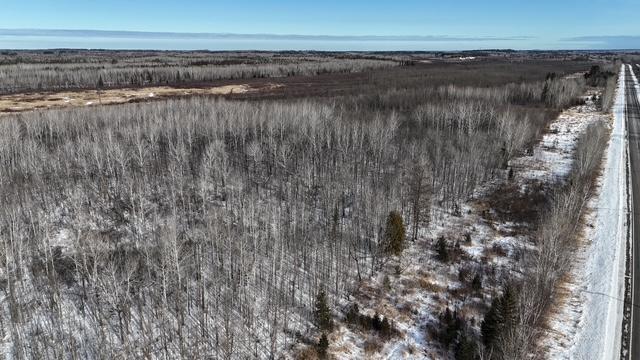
563, 35, 640, 49
0, 29, 532, 42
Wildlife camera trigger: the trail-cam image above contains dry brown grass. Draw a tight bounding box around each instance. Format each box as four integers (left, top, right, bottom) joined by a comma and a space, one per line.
363, 336, 384, 355
397, 300, 417, 318
295, 346, 320, 360
0, 83, 281, 114
418, 278, 444, 293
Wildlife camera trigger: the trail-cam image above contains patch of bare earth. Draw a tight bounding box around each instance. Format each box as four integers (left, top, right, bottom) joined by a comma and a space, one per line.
0, 83, 282, 114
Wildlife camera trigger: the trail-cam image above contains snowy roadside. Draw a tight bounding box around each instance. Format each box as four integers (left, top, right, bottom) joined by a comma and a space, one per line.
322, 89, 608, 359
543, 65, 627, 360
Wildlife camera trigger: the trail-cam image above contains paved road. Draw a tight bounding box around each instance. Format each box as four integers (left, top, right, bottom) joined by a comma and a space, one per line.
626, 63, 640, 360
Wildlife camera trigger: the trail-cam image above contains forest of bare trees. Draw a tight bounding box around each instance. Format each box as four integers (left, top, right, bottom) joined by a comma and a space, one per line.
0, 51, 395, 94
0, 61, 591, 358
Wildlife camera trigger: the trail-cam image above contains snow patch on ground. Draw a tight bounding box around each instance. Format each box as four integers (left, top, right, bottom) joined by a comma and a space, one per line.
513, 96, 604, 182
50, 229, 73, 250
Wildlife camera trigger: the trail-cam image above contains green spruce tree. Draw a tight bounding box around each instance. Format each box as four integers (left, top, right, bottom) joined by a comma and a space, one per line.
455, 333, 478, 360
314, 289, 333, 331
471, 273, 482, 292
500, 284, 518, 330
384, 211, 406, 256
380, 317, 392, 339
481, 297, 502, 348
480, 284, 519, 351
317, 333, 329, 359
436, 237, 449, 262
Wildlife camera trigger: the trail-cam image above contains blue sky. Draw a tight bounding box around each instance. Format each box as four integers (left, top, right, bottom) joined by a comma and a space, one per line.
1, 0, 639, 50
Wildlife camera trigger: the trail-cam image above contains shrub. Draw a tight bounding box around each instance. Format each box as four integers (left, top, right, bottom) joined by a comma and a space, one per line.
345, 303, 359, 324
458, 267, 471, 282
471, 273, 482, 292
363, 336, 383, 355
382, 275, 391, 291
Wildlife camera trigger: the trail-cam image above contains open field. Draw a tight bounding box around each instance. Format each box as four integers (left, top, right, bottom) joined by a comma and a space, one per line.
0, 83, 282, 113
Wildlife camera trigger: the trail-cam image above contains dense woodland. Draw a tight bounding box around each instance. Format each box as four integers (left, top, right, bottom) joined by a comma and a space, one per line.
0, 57, 614, 359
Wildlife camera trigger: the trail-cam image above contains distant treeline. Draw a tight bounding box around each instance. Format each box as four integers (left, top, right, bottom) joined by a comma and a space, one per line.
0, 52, 396, 93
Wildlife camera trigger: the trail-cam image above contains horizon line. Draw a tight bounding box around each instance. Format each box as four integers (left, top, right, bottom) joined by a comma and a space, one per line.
0, 28, 534, 42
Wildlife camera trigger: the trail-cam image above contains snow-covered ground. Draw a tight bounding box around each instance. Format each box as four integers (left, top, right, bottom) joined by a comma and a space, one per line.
544, 65, 627, 360
325, 88, 609, 359
513, 94, 607, 182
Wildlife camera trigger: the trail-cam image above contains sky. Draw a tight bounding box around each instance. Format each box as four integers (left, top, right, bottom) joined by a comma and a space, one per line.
0, 0, 639, 51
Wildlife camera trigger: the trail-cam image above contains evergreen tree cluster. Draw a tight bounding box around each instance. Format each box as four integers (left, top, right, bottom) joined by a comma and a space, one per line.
480, 284, 519, 352
434, 307, 478, 360
345, 303, 395, 339
437, 307, 463, 346
584, 65, 616, 87
455, 333, 479, 360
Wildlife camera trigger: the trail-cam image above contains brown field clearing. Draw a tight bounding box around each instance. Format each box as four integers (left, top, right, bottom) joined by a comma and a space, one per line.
0, 83, 281, 114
